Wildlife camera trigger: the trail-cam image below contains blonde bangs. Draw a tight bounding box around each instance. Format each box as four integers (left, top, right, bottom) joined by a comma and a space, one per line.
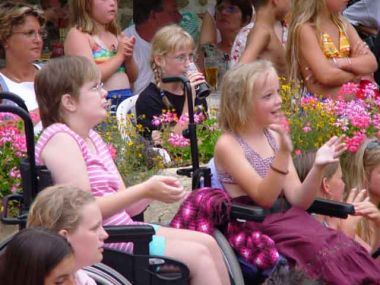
218, 61, 275, 133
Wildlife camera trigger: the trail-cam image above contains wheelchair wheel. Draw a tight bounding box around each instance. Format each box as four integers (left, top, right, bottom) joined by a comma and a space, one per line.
213, 229, 245, 285
83, 263, 133, 285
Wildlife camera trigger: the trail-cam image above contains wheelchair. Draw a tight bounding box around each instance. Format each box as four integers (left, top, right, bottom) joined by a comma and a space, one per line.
0, 91, 190, 285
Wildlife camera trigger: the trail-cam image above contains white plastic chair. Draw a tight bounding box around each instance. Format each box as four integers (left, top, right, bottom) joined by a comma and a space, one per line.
116, 95, 171, 164
116, 95, 139, 141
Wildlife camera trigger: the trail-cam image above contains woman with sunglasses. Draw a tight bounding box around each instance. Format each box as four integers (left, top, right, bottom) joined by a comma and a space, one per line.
341, 138, 380, 256
136, 25, 207, 143
0, 1, 45, 131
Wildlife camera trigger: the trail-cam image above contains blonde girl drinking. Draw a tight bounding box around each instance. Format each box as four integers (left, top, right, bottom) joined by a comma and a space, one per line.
135, 25, 207, 142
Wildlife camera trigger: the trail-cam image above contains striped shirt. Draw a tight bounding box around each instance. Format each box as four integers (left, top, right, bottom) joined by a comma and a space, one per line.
35, 123, 137, 253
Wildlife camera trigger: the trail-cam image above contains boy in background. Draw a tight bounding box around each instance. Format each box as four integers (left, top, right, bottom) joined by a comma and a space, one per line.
239, 0, 290, 77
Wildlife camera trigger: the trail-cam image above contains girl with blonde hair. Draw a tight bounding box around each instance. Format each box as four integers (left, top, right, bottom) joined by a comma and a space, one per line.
34, 55, 230, 285
214, 60, 380, 284
286, 0, 377, 98
341, 138, 380, 255
136, 24, 207, 141
64, 0, 138, 113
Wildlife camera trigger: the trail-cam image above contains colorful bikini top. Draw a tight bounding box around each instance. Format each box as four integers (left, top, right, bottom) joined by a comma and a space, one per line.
320, 27, 350, 59
92, 36, 125, 73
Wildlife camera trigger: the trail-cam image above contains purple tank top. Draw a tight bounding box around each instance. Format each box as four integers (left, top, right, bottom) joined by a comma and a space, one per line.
218, 129, 278, 183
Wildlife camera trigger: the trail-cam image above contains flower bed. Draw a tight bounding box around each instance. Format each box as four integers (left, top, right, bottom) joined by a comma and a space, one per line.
284, 80, 380, 154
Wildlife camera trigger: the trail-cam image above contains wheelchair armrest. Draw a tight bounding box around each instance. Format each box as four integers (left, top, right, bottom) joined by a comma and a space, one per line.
230, 203, 266, 222
104, 224, 155, 255
307, 198, 355, 218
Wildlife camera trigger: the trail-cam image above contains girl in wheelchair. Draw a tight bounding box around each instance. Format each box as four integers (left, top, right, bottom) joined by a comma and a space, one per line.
0, 227, 76, 285
213, 60, 380, 284
33, 55, 230, 285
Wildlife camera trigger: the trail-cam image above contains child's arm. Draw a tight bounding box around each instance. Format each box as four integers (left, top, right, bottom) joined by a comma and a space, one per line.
214, 124, 292, 208
238, 25, 270, 64
284, 137, 346, 209
121, 35, 138, 83
298, 24, 356, 86
41, 132, 186, 219
354, 198, 380, 251
335, 22, 378, 75
64, 28, 125, 82
199, 11, 217, 46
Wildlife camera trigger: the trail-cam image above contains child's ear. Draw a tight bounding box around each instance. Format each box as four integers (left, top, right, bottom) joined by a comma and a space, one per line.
154, 55, 166, 69
61, 93, 77, 112
321, 177, 331, 198
58, 229, 69, 238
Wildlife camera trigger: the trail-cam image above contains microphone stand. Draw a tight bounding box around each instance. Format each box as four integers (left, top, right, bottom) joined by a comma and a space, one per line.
161, 76, 211, 189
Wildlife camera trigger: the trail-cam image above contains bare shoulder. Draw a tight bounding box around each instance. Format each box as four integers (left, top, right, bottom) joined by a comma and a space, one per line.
215, 133, 240, 156
66, 27, 88, 39
64, 27, 92, 46
298, 22, 316, 37
42, 132, 81, 156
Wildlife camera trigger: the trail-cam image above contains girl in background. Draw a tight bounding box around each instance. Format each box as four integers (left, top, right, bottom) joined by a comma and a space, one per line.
294, 150, 374, 252
341, 138, 380, 256
0, 227, 76, 285
287, 0, 377, 98
64, 0, 138, 113
214, 60, 380, 284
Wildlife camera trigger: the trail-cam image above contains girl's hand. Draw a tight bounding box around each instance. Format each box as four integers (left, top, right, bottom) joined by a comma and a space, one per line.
354, 197, 380, 227
186, 71, 206, 99
117, 35, 135, 62
269, 122, 293, 153
351, 41, 370, 57
144, 175, 186, 203
342, 188, 368, 232
314, 136, 346, 167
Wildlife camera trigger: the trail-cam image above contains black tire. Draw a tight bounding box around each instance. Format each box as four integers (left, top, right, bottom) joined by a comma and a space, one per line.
213, 229, 245, 285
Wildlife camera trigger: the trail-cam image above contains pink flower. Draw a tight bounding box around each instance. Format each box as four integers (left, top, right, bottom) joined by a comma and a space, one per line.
167, 133, 190, 147
302, 125, 312, 133
295, 149, 302, 156
107, 144, 117, 160
345, 132, 366, 153
152, 116, 162, 127
338, 82, 360, 98
194, 112, 206, 124
178, 114, 189, 127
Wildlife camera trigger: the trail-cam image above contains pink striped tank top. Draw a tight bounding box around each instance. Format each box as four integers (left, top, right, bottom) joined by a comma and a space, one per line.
35, 123, 137, 253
